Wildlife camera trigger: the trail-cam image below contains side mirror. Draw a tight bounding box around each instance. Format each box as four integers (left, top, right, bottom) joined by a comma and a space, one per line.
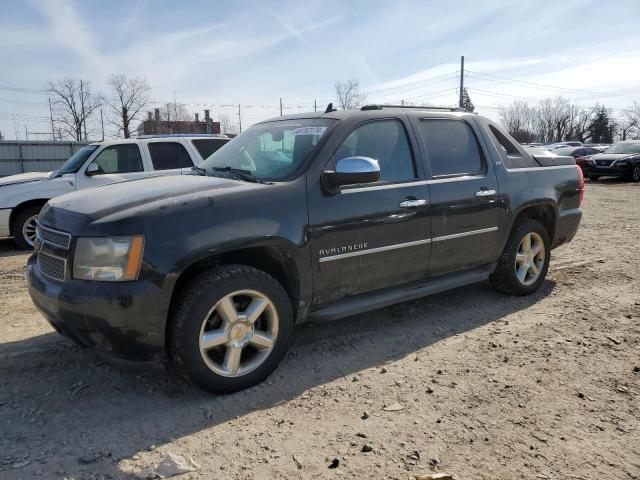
85, 163, 100, 176
323, 156, 380, 189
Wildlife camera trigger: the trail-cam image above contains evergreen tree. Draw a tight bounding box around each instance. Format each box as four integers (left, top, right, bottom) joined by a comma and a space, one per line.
588, 104, 614, 143
461, 88, 475, 112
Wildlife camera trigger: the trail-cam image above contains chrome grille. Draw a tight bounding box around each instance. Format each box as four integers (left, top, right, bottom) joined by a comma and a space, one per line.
37, 251, 66, 281
37, 224, 71, 249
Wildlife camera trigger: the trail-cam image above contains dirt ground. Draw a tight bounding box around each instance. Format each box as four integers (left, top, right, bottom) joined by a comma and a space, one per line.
1, 180, 639, 480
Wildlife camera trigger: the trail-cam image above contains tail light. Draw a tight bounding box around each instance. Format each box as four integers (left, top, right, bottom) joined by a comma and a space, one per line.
576, 165, 585, 206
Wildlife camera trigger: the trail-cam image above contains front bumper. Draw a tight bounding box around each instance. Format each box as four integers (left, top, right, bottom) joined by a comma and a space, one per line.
0, 208, 11, 237
26, 254, 167, 361
586, 164, 629, 177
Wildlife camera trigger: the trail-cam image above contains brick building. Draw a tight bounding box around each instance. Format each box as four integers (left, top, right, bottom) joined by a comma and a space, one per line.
138, 109, 221, 136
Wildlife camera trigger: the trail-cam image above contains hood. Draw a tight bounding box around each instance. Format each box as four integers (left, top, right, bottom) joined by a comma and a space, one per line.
0, 171, 52, 187
45, 174, 254, 221
589, 153, 635, 161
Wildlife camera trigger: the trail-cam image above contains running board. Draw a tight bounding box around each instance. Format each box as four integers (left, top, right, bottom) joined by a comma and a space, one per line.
306, 264, 495, 323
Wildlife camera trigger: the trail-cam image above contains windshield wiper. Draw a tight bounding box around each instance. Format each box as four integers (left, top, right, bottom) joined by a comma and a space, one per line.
191, 165, 208, 176
209, 166, 264, 184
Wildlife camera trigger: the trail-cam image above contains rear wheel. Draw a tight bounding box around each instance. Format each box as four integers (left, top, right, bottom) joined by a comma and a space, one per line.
490, 219, 550, 296
12, 206, 41, 250
169, 265, 293, 393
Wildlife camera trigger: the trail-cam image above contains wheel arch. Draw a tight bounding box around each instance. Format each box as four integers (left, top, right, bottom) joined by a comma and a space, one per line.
165, 242, 305, 348
510, 201, 557, 245
9, 199, 50, 236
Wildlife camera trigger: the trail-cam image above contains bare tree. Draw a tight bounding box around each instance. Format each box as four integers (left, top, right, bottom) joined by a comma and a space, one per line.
498, 101, 536, 142
102, 74, 151, 138
45, 78, 101, 141
620, 101, 640, 140
533, 96, 574, 143
160, 101, 191, 122
217, 112, 238, 135
334, 79, 367, 109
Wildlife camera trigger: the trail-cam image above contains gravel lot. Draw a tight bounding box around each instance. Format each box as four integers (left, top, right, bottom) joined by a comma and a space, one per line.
1, 181, 639, 480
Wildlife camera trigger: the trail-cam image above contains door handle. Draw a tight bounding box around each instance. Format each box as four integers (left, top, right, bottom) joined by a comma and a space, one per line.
399, 199, 428, 208
475, 189, 496, 197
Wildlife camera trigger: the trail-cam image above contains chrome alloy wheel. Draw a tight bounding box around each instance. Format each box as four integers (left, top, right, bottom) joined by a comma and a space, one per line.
22, 215, 39, 247
199, 289, 278, 377
514, 232, 545, 286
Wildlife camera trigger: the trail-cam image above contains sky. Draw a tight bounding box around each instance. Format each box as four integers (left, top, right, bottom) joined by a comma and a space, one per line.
1, 0, 640, 140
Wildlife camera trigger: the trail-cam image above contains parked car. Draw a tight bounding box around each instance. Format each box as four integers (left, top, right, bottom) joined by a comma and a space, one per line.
552, 146, 602, 175
27, 106, 583, 393
547, 141, 582, 150
585, 141, 640, 181
0, 134, 229, 248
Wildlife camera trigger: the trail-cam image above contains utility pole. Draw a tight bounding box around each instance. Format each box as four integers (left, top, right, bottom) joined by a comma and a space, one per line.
48, 98, 55, 140
314, 99, 317, 112
80, 80, 87, 141
25, 124, 29, 141
100, 109, 104, 141
279, 98, 283, 116
238, 104, 242, 133
459, 55, 465, 108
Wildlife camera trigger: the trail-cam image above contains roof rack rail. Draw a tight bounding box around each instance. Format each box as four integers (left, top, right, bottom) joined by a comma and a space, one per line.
136, 133, 229, 139
360, 104, 468, 113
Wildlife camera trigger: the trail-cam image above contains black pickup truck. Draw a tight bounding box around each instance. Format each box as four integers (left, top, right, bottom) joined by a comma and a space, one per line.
27, 106, 583, 393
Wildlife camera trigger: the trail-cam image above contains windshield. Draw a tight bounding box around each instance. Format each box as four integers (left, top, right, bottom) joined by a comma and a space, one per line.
603, 143, 640, 155
200, 119, 336, 180
57, 145, 99, 174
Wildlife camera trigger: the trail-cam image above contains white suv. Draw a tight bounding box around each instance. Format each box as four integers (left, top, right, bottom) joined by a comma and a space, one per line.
0, 134, 229, 248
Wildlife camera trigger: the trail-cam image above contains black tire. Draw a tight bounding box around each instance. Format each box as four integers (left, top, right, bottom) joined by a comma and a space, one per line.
629, 165, 640, 183
490, 218, 551, 296
169, 264, 294, 393
12, 205, 42, 250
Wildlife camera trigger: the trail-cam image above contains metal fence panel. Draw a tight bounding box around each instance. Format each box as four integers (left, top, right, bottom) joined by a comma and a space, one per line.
0, 141, 90, 176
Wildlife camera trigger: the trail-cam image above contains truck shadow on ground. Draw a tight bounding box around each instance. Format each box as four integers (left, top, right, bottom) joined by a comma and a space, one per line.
0, 237, 28, 258
0, 277, 555, 478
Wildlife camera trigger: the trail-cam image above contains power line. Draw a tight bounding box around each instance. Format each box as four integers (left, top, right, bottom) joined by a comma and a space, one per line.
466, 70, 640, 101
0, 85, 47, 94
368, 72, 459, 97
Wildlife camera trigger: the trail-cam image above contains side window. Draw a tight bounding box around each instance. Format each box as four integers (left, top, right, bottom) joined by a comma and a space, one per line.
573, 148, 585, 157
331, 119, 416, 183
91, 144, 143, 174
486, 123, 539, 169
192, 139, 229, 159
488, 124, 522, 157
148, 142, 193, 170
419, 120, 484, 177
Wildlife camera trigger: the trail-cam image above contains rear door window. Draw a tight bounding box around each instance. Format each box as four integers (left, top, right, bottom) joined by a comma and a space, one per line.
148, 142, 193, 170
192, 138, 229, 159
418, 119, 484, 177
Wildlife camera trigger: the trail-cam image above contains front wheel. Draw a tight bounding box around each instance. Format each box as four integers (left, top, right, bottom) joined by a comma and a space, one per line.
490, 219, 550, 296
630, 165, 640, 182
12, 206, 41, 250
169, 265, 293, 393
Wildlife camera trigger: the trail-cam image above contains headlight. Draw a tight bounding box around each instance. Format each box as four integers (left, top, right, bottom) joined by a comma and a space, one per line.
73, 236, 144, 281
615, 160, 629, 166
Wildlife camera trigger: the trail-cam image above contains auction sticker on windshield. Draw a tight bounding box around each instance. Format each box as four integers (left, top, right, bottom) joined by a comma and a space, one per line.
293, 127, 327, 136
